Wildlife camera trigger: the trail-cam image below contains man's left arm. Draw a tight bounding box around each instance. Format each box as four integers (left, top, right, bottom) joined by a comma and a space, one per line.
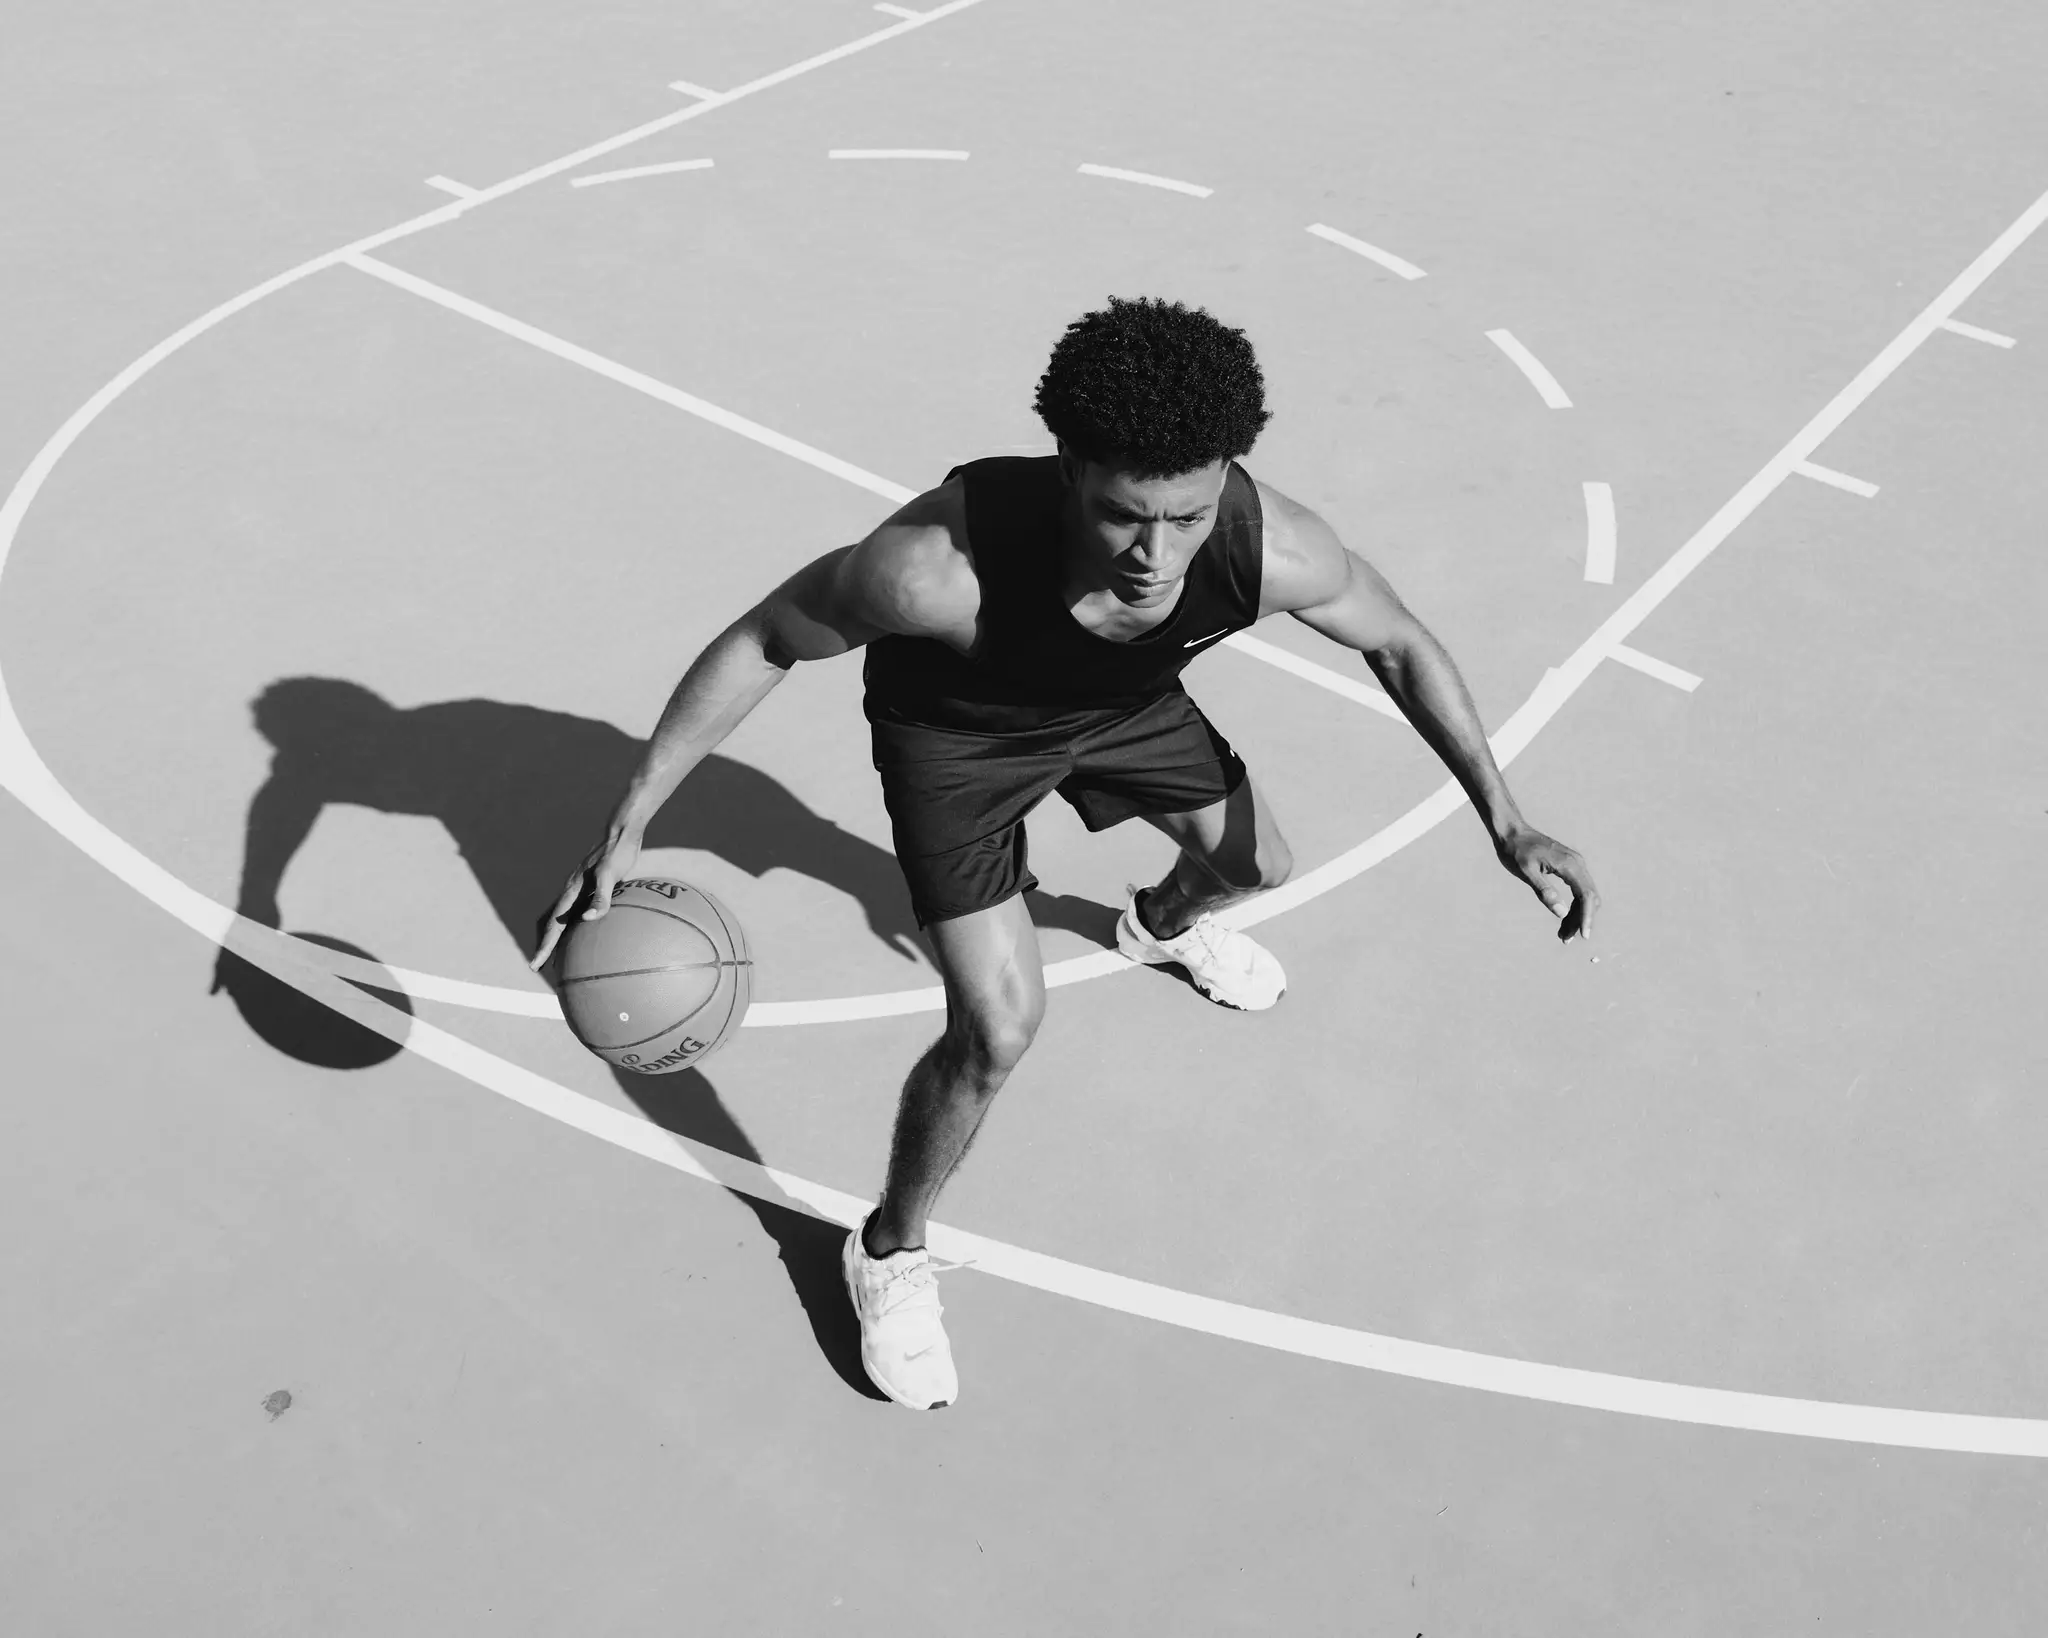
1257, 484, 1601, 943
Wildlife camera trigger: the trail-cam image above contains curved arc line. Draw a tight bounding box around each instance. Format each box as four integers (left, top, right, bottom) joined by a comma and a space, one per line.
11, 861, 2040, 1457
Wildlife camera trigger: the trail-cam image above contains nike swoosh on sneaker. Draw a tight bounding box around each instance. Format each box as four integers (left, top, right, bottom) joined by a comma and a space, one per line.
1183, 629, 1231, 648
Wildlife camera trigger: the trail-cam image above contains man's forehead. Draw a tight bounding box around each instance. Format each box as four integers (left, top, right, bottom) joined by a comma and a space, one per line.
1094, 461, 1226, 510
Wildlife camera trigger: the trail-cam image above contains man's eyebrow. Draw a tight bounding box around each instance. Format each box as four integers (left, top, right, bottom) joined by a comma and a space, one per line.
1104, 501, 1210, 521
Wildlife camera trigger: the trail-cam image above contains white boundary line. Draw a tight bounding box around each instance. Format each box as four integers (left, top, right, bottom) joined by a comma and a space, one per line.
424, 175, 479, 200
875, 3, 925, 18
571, 158, 716, 189
0, 14, 2044, 1452
1937, 315, 2016, 348
1077, 163, 1213, 199
1484, 328, 1573, 408
667, 80, 725, 102
1793, 458, 1880, 498
1305, 222, 1427, 281
827, 148, 969, 160
1608, 643, 1700, 692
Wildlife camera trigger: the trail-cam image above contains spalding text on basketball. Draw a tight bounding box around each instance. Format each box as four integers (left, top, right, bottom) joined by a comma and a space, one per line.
618, 1036, 710, 1072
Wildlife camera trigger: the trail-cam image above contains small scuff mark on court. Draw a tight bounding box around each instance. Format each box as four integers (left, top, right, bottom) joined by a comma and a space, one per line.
262, 1389, 293, 1420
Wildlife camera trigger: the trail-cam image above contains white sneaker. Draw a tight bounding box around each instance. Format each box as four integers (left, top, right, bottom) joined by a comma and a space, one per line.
842, 1214, 959, 1410
1115, 886, 1286, 1011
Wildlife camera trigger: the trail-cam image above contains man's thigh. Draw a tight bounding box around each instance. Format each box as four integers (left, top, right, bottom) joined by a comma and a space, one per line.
924, 891, 1045, 1033
1056, 690, 1247, 833
870, 718, 1069, 927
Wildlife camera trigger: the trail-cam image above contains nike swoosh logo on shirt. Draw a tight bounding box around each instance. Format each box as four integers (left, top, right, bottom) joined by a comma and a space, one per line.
1183, 629, 1231, 648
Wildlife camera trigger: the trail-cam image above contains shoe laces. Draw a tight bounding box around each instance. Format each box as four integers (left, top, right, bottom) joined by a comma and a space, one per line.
872, 1250, 975, 1320
1180, 912, 1251, 973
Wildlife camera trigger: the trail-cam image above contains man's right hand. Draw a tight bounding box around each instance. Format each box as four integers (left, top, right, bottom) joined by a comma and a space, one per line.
530, 829, 643, 972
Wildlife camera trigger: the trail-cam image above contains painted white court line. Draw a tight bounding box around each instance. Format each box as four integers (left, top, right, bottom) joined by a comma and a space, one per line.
1219, 632, 1404, 719
2, 33, 2046, 1452
424, 176, 479, 200
1304, 222, 1427, 281
345, 254, 920, 509
667, 79, 725, 101
1077, 163, 1214, 199
1484, 328, 1573, 409
1793, 459, 1879, 499
1937, 316, 2017, 348
1607, 643, 1700, 692
875, 2, 925, 17
570, 158, 715, 189
1226, 182, 2048, 933
1582, 481, 1616, 585
358, 0, 997, 258
31, 882, 2048, 1460
827, 148, 970, 160
339, 255, 1394, 782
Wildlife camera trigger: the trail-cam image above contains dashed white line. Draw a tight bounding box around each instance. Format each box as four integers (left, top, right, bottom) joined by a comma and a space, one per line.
1937, 316, 2017, 349
666, 79, 725, 101
424, 176, 479, 200
570, 158, 716, 189
1793, 459, 1879, 499
1305, 222, 1427, 281
1485, 329, 1573, 408
1077, 163, 1213, 199
828, 148, 970, 161
1582, 481, 1616, 585
1607, 643, 1701, 692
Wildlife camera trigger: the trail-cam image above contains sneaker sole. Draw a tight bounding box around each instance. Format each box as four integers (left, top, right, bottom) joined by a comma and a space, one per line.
841, 1229, 954, 1410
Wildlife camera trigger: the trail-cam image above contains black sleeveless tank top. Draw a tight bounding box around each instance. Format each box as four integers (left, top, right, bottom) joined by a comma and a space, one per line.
862, 455, 1264, 733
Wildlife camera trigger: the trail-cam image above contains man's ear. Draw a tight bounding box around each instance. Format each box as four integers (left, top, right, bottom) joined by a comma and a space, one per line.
1056, 441, 1082, 488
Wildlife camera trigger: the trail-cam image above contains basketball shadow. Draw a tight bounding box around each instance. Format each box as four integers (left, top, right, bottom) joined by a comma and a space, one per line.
615, 1063, 886, 1403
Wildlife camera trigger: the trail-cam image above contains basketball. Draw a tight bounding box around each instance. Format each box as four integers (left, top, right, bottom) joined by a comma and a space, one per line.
555, 877, 753, 1073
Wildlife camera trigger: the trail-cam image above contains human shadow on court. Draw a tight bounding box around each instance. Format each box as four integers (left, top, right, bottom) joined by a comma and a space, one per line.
214, 676, 1113, 1399
221, 676, 1117, 972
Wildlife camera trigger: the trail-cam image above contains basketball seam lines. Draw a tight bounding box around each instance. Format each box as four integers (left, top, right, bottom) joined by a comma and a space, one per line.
559, 960, 752, 985
696, 888, 750, 1054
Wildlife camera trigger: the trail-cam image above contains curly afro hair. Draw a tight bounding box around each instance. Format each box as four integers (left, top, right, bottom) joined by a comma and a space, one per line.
1032, 295, 1272, 480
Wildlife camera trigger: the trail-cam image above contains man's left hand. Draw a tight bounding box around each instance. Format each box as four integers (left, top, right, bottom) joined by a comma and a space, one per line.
1495, 827, 1600, 943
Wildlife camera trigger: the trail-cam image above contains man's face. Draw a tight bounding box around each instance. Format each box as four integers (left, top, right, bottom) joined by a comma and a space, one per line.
1058, 444, 1229, 607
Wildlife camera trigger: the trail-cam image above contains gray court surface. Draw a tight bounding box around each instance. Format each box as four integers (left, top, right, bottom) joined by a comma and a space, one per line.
5, 3, 2047, 1632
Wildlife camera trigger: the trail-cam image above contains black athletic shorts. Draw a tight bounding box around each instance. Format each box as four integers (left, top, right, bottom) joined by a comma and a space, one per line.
869, 688, 1248, 927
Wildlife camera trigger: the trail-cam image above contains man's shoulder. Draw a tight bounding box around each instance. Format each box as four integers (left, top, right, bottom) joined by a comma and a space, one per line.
1249, 476, 1349, 613
849, 474, 981, 636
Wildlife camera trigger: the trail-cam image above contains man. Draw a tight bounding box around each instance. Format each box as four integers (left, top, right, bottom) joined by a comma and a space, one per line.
530, 296, 1600, 1410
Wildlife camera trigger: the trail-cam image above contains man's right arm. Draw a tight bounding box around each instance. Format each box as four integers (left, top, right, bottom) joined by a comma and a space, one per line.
530, 484, 973, 966
612, 483, 973, 834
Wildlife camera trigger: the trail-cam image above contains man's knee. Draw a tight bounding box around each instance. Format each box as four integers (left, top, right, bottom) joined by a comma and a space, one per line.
953, 997, 1043, 1081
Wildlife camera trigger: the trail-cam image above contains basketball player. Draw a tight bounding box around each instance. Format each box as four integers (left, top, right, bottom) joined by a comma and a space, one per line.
531, 296, 1600, 1409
